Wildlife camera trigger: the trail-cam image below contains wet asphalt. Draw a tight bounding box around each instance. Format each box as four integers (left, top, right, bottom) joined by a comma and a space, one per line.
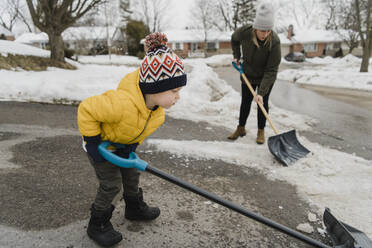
213, 64, 372, 161
0, 101, 328, 247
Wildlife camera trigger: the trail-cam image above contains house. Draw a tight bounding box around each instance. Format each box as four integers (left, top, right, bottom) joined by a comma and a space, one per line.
62, 26, 125, 55
279, 26, 360, 58
15, 26, 125, 55
15, 32, 49, 49
161, 29, 233, 58
0, 26, 15, 41
161, 28, 355, 59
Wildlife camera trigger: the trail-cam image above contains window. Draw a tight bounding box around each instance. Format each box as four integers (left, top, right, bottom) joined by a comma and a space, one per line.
333, 42, 341, 49
207, 42, 217, 50
174, 42, 183, 50
191, 42, 197, 51
303, 43, 317, 52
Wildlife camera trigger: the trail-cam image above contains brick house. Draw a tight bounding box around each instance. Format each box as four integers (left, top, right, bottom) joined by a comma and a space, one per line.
279, 26, 359, 58
162, 29, 233, 58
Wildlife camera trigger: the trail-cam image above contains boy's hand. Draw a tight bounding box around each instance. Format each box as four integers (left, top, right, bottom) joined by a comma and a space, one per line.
83, 135, 105, 163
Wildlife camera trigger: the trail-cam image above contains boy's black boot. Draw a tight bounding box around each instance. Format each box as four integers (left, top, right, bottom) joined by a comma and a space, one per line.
124, 188, 160, 221
87, 204, 123, 247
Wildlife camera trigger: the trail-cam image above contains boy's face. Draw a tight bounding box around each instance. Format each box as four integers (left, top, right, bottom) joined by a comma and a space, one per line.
152, 87, 182, 109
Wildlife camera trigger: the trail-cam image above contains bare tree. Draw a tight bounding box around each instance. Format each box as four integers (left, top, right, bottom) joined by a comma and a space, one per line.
119, 0, 132, 24
325, 0, 360, 54
26, 0, 105, 62
355, 0, 372, 72
0, 0, 32, 32
134, 0, 170, 32
216, 0, 234, 31
191, 0, 215, 56
276, 0, 328, 30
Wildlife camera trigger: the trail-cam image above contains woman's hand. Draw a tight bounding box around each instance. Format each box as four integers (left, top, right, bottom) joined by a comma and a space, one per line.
233, 58, 240, 66
254, 95, 264, 105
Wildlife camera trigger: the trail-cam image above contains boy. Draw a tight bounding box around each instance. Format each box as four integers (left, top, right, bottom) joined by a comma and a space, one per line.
77, 32, 187, 247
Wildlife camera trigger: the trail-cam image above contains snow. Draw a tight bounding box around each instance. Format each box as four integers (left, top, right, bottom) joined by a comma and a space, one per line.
0, 41, 371, 238
277, 29, 347, 45
0, 40, 49, 57
15, 32, 49, 44
78, 54, 141, 66
279, 54, 372, 91
15, 26, 117, 45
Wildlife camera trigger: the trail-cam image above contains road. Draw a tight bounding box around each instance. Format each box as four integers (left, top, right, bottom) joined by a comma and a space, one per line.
0, 101, 328, 247
214, 64, 372, 161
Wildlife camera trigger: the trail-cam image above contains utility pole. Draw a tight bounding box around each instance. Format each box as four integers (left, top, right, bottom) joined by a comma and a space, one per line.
104, 1, 112, 61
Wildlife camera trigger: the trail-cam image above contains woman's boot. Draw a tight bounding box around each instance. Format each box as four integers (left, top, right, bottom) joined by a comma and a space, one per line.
256, 129, 265, 144
87, 204, 123, 247
124, 188, 160, 221
228, 125, 246, 140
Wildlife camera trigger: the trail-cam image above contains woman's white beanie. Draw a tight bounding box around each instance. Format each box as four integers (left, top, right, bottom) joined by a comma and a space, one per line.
253, 1, 275, 30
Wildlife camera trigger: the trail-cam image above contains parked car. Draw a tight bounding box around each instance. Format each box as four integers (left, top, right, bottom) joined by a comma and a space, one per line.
284, 52, 306, 62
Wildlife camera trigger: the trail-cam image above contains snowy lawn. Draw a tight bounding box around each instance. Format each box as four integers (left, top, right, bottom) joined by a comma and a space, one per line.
0, 41, 371, 238
279, 54, 372, 91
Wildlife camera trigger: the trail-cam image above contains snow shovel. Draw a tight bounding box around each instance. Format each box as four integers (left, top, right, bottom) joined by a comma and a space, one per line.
98, 141, 372, 248
232, 62, 310, 166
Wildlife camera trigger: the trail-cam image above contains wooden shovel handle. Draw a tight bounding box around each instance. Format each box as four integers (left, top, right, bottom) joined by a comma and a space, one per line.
241, 73, 279, 135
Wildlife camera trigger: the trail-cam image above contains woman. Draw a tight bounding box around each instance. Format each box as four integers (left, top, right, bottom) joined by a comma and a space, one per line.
228, 1, 281, 144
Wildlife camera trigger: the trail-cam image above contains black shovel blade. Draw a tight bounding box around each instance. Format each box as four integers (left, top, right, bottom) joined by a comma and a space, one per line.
323, 208, 372, 248
267, 130, 310, 166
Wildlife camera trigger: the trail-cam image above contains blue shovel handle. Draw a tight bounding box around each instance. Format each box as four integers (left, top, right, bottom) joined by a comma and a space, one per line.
232, 61, 243, 74
98, 141, 148, 171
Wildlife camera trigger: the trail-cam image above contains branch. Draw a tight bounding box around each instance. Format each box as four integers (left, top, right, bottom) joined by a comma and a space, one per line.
354, 0, 365, 45
26, 0, 46, 31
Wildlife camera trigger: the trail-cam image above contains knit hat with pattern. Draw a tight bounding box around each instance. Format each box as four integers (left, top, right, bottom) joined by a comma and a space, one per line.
253, 1, 275, 31
139, 32, 187, 94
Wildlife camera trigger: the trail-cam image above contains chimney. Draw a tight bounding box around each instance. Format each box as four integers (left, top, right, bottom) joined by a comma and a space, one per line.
287, 24, 294, 40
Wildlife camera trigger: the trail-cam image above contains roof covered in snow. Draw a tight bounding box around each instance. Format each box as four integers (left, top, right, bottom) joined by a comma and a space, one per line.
15, 26, 118, 44
278, 29, 353, 45
15, 32, 48, 44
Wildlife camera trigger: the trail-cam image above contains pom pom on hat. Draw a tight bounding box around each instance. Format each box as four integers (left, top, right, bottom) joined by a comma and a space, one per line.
139, 32, 187, 94
253, 1, 275, 30
145, 32, 168, 52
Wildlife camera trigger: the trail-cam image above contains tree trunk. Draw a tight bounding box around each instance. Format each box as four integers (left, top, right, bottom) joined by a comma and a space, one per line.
360, 47, 370, 72
360, 30, 371, 72
48, 33, 65, 62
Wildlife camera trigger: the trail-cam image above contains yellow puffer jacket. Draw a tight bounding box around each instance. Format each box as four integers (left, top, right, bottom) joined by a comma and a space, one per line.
77, 69, 165, 144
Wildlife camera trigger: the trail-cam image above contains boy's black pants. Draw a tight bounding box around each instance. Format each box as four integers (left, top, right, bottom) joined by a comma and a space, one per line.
239, 80, 273, 129
88, 156, 140, 211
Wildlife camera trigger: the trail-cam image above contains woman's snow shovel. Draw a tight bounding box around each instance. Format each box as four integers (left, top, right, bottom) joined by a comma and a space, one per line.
98, 141, 372, 248
232, 62, 310, 166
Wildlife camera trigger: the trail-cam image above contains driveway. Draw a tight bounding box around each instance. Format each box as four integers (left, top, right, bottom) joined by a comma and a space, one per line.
0, 101, 328, 247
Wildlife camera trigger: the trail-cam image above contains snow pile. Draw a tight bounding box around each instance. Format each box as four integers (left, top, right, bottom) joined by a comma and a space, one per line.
0, 65, 136, 103
146, 137, 372, 238
78, 54, 141, 66
0, 40, 49, 57
201, 54, 233, 67
279, 54, 372, 91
